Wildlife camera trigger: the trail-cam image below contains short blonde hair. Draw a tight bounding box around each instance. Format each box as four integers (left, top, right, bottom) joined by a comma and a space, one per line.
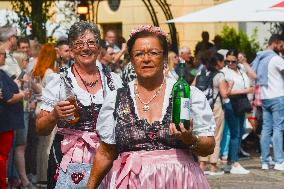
13, 51, 28, 70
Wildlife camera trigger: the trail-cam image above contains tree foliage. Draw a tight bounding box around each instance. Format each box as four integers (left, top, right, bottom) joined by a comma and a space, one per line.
11, 0, 55, 43
218, 26, 261, 62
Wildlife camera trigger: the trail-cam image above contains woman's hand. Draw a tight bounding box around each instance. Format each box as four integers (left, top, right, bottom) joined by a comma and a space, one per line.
52, 101, 76, 120
169, 120, 196, 145
20, 88, 31, 99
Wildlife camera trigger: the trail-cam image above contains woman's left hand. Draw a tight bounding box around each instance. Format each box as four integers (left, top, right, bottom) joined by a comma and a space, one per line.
169, 119, 195, 145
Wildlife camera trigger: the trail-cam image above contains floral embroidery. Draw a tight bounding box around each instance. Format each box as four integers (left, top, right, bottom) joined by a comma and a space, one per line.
114, 87, 188, 153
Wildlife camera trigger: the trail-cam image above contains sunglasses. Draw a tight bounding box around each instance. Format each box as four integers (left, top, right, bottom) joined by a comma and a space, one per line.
225, 60, 237, 64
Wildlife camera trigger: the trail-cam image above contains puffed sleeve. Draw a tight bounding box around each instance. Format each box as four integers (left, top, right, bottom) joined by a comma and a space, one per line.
40, 73, 60, 112
190, 86, 216, 136
96, 90, 117, 144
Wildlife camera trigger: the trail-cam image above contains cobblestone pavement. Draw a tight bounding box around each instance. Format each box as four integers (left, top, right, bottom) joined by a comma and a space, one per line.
207, 157, 284, 189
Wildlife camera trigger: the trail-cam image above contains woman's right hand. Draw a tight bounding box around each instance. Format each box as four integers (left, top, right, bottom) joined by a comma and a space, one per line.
52, 101, 76, 120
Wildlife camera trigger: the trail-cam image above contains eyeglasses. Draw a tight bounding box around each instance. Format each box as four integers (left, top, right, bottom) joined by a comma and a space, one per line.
132, 50, 163, 60
225, 60, 237, 64
73, 39, 99, 49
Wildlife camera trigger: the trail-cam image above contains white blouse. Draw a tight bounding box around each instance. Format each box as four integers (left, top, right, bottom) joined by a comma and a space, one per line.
97, 77, 216, 145
40, 60, 123, 112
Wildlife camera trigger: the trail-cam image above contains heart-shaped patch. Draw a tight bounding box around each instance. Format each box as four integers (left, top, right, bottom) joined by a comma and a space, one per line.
71, 172, 84, 184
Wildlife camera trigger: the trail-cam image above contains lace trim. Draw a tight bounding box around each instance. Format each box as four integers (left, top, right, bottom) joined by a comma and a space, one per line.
41, 96, 57, 107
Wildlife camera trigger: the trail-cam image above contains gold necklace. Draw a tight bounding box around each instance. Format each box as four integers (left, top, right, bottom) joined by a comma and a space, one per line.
134, 80, 164, 112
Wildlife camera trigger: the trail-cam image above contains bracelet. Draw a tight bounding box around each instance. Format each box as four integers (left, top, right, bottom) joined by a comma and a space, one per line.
190, 135, 199, 150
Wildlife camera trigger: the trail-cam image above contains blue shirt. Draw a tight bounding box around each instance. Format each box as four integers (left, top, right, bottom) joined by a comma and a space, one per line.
0, 70, 24, 132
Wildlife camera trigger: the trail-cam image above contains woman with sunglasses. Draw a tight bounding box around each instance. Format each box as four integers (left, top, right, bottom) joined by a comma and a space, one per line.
36, 21, 122, 189
223, 49, 253, 174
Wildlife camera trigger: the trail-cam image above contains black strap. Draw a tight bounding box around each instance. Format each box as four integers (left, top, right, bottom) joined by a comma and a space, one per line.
211, 71, 224, 108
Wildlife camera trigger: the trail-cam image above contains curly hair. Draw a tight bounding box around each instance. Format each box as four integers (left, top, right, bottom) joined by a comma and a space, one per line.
32, 43, 56, 79
68, 21, 101, 46
127, 25, 168, 57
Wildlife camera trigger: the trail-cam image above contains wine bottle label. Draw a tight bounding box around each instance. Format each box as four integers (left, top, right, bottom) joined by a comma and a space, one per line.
180, 97, 190, 120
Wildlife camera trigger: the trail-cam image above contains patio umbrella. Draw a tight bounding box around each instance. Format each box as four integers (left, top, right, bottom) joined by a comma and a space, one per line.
167, 0, 284, 23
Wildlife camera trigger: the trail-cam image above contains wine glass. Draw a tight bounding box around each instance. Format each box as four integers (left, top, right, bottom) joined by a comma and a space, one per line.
22, 80, 31, 99
32, 75, 42, 101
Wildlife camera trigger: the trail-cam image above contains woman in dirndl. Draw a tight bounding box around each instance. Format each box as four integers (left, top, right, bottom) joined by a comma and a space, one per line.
87, 25, 216, 189
36, 21, 122, 189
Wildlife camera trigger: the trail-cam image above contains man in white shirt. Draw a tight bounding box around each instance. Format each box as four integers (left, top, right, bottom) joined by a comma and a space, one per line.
252, 34, 284, 171
17, 37, 35, 74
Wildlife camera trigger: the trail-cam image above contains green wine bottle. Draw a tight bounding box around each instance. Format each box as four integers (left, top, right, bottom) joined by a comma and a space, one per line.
172, 59, 191, 130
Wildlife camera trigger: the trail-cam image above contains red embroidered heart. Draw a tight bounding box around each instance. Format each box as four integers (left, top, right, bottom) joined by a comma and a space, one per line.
71, 172, 84, 184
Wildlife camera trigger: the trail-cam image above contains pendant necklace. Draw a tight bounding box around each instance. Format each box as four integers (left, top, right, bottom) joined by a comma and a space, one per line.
73, 65, 99, 88
134, 80, 164, 112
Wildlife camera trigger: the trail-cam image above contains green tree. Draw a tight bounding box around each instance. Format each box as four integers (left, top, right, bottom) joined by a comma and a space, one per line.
11, 0, 55, 43
219, 26, 261, 62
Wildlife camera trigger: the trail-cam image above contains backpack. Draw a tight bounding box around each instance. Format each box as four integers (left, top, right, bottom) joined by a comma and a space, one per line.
195, 68, 220, 109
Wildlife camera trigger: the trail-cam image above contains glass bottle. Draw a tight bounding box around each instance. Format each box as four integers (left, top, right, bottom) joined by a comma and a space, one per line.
172, 59, 191, 130
59, 68, 80, 125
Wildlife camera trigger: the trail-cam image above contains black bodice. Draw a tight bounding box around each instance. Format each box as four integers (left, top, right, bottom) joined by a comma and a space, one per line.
114, 87, 189, 154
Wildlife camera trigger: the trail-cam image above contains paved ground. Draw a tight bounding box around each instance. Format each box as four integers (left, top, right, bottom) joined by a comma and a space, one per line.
9, 156, 284, 189
207, 156, 284, 189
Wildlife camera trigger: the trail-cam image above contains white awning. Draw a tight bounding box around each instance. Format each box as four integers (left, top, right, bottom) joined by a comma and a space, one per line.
167, 0, 284, 23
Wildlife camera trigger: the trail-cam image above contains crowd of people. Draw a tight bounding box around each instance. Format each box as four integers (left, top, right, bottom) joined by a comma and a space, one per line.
0, 20, 284, 189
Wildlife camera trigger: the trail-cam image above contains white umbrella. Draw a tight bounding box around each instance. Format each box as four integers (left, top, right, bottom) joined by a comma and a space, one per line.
167, 0, 284, 23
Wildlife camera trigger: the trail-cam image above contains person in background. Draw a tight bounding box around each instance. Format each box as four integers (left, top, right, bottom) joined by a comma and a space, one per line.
237, 52, 256, 158
55, 37, 72, 69
178, 46, 195, 84
9, 51, 37, 189
224, 49, 253, 174
165, 51, 179, 80
32, 43, 57, 187
17, 37, 34, 75
238, 52, 257, 80
0, 43, 29, 189
211, 35, 223, 52
195, 31, 214, 56
193, 52, 228, 175
252, 34, 284, 171
104, 30, 121, 53
32, 44, 57, 86
98, 43, 114, 70
179, 46, 193, 65
87, 25, 215, 189
0, 26, 21, 78
193, 51, 205, 74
